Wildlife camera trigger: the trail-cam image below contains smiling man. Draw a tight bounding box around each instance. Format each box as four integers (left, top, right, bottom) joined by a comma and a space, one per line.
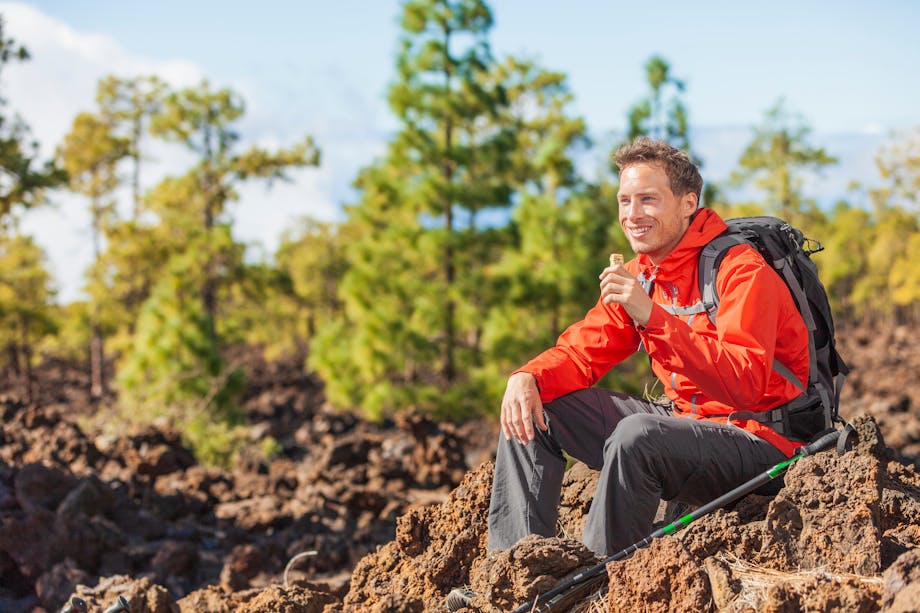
445, 138, 811, 610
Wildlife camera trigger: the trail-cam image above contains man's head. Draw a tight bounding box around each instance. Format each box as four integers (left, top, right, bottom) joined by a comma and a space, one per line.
614, 138, 703, 264
614, 137, 703, 202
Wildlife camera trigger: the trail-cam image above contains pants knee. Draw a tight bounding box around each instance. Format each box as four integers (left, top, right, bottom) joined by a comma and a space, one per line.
604, 413, 660, 459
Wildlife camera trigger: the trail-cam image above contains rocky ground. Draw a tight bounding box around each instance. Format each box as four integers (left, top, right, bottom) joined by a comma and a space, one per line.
0, 322, 918, 612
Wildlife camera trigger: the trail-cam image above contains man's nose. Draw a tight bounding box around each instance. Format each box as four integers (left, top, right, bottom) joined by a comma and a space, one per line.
623, 199, 642, 218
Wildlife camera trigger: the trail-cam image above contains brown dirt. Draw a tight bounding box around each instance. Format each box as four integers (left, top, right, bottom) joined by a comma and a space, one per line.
0, 347, 481, 612
0, 322, 918, 612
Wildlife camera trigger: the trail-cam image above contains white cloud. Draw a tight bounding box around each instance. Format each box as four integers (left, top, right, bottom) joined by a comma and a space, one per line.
1, 2, 202, 159
0, 2, 384, 303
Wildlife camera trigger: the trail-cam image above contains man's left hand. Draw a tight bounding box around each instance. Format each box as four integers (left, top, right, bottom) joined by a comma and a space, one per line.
599, 263, 654, 325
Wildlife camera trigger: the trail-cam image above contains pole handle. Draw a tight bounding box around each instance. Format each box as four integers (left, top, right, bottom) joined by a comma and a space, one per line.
797, 428, 841, 457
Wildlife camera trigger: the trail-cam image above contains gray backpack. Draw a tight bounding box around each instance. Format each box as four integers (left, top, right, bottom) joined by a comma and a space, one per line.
696, 216, 849, 442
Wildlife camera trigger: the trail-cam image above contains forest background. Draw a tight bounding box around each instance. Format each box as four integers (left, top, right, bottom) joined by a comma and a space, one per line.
1, 0, 919, 465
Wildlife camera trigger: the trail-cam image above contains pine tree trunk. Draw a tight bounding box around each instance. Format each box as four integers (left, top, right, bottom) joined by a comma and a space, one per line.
90, 202, 106, 400
132, 121, 142, 220
443, 119, 455, 384
6, 343, 20, 398
90, 322, 105, 400
18, 318, 32, 404
202, 165, 218, 342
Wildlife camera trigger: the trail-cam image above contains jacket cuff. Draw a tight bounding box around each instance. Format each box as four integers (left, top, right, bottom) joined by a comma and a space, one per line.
637, 302, 668, 333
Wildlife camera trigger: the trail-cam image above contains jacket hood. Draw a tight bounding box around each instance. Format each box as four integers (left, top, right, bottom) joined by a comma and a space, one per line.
635, 208, 727, 282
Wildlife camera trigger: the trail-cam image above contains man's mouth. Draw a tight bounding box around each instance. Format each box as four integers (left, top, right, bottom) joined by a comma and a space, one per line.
626, 225, 652, 239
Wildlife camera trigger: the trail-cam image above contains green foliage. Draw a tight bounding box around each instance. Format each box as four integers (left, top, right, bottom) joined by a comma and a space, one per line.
275, 217, 346, 336
180, 415, 249, 469
890, 231, 920, 310
116, 241, 247, 468
96, 75, 166, 217
624, 55, 692, 155
850, 204, 917, 321
0, 17, 65, 220
0, 229, 57, 400
147, 78, 320, 337
222, 216, 348, 363
312, 0, 513, 419
58, 110, 131, 396
731, 98, 837, 222
482, 57, 620, 369
310, 164, 436, 418
875, 126, 920, 213
38, 300, 90, 362
804, 128, 920, 323
58, 112, 128, 211
117, 246, 243, 412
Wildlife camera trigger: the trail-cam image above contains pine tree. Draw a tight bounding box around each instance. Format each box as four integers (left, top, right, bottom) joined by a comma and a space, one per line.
867, 127, 920, 321
874, 125, 920, 213
625, 55, 692, 153
96, 75, 166, 219
731, 98, 837, 223
617, 55, 715, 204
482, 57, 620, 367
0, 229, 56, 401
275, 217, 346, 338
312, 0, 514, 418
0, 16, 64, 219
58, 111, 129, 399
115, 80, 319, 462
149, 79, 320, 335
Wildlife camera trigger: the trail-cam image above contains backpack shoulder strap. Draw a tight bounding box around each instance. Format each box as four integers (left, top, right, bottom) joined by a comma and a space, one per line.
698, 233, 750, 324
697, 231, 807, 395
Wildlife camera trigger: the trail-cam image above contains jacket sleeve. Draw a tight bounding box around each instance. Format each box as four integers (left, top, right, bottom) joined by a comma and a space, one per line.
514, 299, 641, 403
638, 245, 794, 408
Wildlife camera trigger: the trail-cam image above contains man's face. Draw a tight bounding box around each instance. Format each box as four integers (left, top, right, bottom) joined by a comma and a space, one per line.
617, 163, 698, 264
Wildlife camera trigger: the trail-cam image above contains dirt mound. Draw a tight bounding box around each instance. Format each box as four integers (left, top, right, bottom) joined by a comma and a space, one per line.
330, 415, 920, 612
606, 415, 918, 612
340, 460, 494, 612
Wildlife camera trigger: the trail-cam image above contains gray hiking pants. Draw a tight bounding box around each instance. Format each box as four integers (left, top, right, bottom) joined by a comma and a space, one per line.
487, 388, 786, 556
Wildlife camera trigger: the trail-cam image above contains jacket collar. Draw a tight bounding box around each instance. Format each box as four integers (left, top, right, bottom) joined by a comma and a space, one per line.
635, 208, 728, 283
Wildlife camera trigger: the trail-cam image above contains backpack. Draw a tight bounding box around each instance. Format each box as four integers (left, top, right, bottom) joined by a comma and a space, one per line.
697, 216, 849, 442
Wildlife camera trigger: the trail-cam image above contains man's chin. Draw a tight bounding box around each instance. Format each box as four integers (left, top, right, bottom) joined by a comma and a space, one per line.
627, 242, 650, 255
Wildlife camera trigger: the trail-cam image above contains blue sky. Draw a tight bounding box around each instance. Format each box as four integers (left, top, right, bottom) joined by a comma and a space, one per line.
2, 0, 919, 301
18, 0, 920, 133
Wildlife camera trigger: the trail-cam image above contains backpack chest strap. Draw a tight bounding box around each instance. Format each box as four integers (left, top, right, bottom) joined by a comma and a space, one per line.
660, 302, 708, 317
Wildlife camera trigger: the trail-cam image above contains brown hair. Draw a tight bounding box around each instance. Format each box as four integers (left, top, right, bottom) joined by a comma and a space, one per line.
614, 137, 703, 202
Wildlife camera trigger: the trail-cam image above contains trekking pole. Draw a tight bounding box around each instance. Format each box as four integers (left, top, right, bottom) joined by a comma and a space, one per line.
102, 595, 130, 613
511, 426, 854, 613
60, 597, 87, 613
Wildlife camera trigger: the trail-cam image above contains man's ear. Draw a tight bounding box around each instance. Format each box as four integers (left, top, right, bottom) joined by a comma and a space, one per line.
682, 192, 699, 216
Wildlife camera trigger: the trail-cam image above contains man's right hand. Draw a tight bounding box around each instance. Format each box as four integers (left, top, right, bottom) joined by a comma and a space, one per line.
500, 372, 547, 445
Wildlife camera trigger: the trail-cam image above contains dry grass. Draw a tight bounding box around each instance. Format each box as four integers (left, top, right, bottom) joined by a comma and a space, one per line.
718, 552, 884, 610
579, 588, 609, 613
561, 553, 885, 613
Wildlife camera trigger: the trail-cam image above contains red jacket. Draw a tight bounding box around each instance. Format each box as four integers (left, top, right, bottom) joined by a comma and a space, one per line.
516, 208, 809, 457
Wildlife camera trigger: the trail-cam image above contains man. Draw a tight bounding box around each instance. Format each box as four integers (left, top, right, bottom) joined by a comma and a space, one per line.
448, 136, 810, 611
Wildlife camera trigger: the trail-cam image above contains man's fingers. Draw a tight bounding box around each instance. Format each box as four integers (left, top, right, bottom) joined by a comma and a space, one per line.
521, 403, 535, 443
533, 407, 548, 432
500, 404, 512, 441
508, 401, 524, 443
